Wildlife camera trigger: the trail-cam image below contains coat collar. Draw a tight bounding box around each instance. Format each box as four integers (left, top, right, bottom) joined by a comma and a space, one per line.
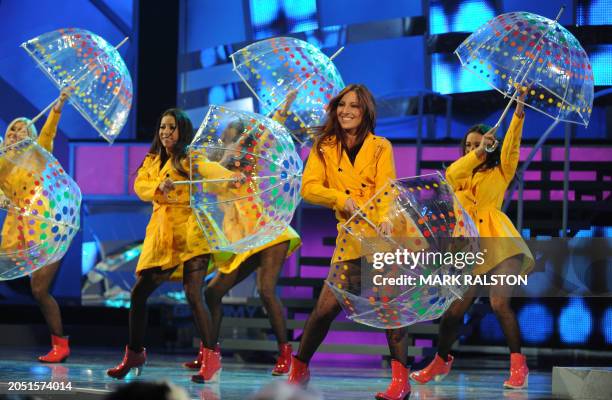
321, 133, 379, 174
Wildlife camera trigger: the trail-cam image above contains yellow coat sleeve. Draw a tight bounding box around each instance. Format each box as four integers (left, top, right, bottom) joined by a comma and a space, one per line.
195, 160, 236, 180
445, 151, 482, 190
187, 148, 237, 180
301, 146, 349, 210
374, 139, 396, 222
37, 109, 61, 152
188, 153, 240, 196
134, 155, 162, 202
499, 113, 525, 181
271, 109, 289, 125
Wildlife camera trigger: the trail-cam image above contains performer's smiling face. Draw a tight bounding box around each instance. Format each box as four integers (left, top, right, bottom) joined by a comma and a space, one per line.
464, 132, 482, 155
5, 120, 31, 146
159, 115, 178, 153
337, 91, 363, 134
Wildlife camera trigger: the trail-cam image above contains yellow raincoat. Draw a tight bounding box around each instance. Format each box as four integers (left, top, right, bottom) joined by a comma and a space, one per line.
134, 153, 236, 277
445, 113, 534, 275
0, 110, 61, 251
211, 111, 301, 274
301, 133, 396, 267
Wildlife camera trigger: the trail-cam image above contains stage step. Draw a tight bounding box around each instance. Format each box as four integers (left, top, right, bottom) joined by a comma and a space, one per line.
552, 366, 612, 400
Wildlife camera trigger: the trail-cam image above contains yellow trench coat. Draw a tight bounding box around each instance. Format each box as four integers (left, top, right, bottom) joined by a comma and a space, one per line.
445, 113, 534, 275
0, 110, 61, 251
134, 154, 236, 277
301, 133, 396, 266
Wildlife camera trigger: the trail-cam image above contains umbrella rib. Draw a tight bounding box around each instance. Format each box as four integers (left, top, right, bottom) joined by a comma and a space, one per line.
559, 31, 574, 123
231, 55, 268, 110
194, 180, 297, 205
175, 173, 301, 185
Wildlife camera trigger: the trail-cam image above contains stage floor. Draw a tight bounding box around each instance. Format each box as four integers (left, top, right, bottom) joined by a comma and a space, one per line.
0, 347, 556, 399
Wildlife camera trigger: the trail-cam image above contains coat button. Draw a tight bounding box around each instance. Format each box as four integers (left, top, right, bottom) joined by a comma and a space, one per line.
479, 219, 483, 223
338, 168, 342, 172
345, 190, 350, 195
361, 183, 366, 188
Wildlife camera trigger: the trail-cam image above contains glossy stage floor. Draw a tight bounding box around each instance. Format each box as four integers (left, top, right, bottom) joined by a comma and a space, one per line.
0, 346, 557, 400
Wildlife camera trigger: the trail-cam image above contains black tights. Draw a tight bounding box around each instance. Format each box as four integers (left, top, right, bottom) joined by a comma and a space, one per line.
437, 256, 523, 359
205, 241, 290, 345
128, 254, 213, 351
296, 282, 410, 366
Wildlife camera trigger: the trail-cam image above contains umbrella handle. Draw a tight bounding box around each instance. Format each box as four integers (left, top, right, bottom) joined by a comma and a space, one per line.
174, 173, 300, 185
115, 37, 129, 50
329, 46, 344, 61
15, 64, 94, 137
13, 96, 61, 138
174, 177, 240, 185
485, 90, 520, 153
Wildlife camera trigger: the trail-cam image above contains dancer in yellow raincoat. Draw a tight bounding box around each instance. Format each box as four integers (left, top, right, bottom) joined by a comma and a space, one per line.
107, 108, 239, 381
1, 87, 73, 363
287, 84, 411, 400
411, 88, 534, 390
190, 93, 301, 378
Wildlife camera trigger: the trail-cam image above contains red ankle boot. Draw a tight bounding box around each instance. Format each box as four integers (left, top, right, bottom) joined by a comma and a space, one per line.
272, 343, 293, 376
192, 347, 222, 383
504, 353, 528, 389
38, 335, 70, 363
376, 359, 411, 400
410, 353, 454, 384
184, 341, 204, 369
287, 356, 310, 386
106, 346, 146, 379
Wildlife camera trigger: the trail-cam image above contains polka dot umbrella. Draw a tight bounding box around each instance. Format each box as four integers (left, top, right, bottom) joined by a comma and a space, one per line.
0, 139, 81, 280
455, 8, 594, 149
178, 105, 302, 254
328, 173, 479, 329
230, 37, 345, 147
21, 28, 132, 143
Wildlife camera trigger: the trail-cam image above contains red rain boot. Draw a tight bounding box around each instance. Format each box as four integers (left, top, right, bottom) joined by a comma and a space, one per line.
504, 353, 529, 389
287, 356, 310, 386
192, 347, 222, 384
410, 353, 454, 384
375, 359, 411, 400
272, 343, 293, 376
106, 346, 146, 379
184, 341, 204, 369
38, 335, 70, 363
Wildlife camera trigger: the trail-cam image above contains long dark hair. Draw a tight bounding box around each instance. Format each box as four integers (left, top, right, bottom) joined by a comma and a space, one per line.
222, 119, 256, 171
461, 123, 500, 171
314, 84, 376, 162
145, 108, 194, 178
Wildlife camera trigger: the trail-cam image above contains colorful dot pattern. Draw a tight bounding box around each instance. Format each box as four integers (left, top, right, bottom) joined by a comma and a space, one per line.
188, 105, 302, 254
231, 37, 345, 146
329, 173, 479, 329
0, 140, 82, 281
22, 28, 133, 143
455, 11, 594, 127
